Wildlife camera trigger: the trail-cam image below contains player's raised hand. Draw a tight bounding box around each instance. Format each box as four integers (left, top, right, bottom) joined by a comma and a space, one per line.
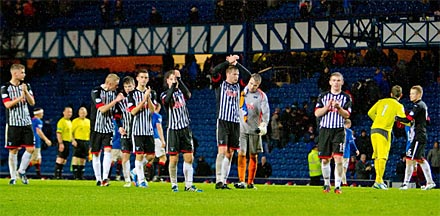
145, 86, 151, 98
119, 127, 127, 136
116, 93, 125, 102
332, 100, 341, 109
21, 83, 28, 93
174, 70, 181, 78
226, 55, 239, 65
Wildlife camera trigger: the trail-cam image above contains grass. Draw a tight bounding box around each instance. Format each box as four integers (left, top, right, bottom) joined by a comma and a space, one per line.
0, 179, 439, 216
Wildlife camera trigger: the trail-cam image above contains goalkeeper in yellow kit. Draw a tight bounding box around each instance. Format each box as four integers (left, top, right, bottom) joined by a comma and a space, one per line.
368, 85, 406, 190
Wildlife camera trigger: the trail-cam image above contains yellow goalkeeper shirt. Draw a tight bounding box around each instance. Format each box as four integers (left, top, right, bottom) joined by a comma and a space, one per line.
368, 98, 406, 131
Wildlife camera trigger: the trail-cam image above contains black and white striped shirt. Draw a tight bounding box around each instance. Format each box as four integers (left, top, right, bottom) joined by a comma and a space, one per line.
127, 89, 155, 136
115, 97, 132, 137
216, 81, 240, 123
1, 82, 33, 126
90, 85, 117, 133
160, 89, 190, 130
315, 91, 352, 128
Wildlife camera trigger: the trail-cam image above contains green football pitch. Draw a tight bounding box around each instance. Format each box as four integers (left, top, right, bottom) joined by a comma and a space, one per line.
0, 179, 438, 216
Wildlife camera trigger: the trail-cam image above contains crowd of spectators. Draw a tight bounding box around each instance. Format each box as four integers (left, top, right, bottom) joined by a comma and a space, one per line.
1, 0, 439, 33
100, 0, 125, 26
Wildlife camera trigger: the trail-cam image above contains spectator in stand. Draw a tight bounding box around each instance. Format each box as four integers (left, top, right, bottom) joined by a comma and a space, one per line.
373, 67, 384, 88
388, 48, 398, 66
343, 0, 352, 16
356, 129, 373, 160
14, 0, 24, 28
365, 79, 382, 108
355, 154, 372, 180
100, 0, 111, 25
113, 0, 124, 25
215, 0, 225, 22
304, 124, 316, 152
196, 156, 212, 177
280, 106, 292, 148
149, 6, 162, 25
427, 141, 440, 185
346, 51, 359, 66
189, 5, 199, 24
347, 156, 357, 180
308, 145, 322, 186
316, 0, 330, 17
1, 0, 14, 28
299, 0, 311, 18
317, 67, 331, 93
256, 156, 272, 178
23, 0, 36, 28
332, 51, 345, 66
269, 108, 282, 152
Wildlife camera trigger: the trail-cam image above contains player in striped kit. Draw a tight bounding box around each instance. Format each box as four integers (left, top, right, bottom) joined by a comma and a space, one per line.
127, 70, 156, 188
235, 73, 270, 189
1, 64, 35, 185
315, 72, 352, 194
161, 70, 201, 192
114, 76, 135, 187
211, 55, 251, 189
90, 73, 124, 186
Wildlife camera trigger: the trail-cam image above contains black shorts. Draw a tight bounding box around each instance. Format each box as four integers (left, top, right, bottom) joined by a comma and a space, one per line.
406, 139, 426, 161
73, 139, 89, 159
58, 141, 71, 159
5, 125, 34, 148
90, 131, 112, 153
121, 137, 133, 153
216, 119, 240, 150
166, 127, 193, 155
318, 127, 345, 159
133, 135, 154, 155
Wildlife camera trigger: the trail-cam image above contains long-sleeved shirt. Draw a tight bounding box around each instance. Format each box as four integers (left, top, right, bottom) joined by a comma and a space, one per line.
239, 86, 270, 134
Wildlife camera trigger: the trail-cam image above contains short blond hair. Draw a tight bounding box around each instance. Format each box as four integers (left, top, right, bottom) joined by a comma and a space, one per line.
251, 73, 262, 83
411, 85, 423, 97
391, 85, 402, 98
105, 73, 120, 83
10, 64, 25, 73
226, 65, 238, 74
330, 72, 344, 81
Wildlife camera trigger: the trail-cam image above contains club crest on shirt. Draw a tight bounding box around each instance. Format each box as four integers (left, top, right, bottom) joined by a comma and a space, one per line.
226, 90, 238, 97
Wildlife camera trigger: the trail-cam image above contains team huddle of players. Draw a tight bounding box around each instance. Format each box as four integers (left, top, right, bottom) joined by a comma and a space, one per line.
1, 56, 435, 192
